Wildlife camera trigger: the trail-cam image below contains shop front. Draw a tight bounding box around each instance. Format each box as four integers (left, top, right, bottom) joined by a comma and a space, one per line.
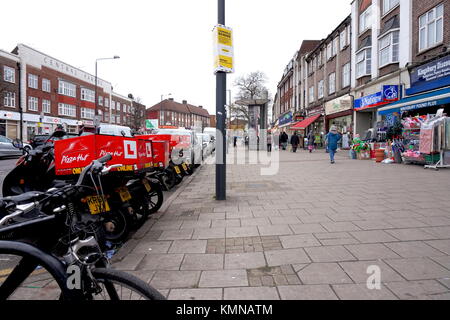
0, 111, 21, 140
278, 111, 294, 134
325, 95, 353, 134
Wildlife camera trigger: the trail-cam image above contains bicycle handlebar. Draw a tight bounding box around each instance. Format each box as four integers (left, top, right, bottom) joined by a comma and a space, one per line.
97, 154, 112, 164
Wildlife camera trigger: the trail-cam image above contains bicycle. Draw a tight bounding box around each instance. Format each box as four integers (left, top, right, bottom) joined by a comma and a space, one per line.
0, 154, 165, 300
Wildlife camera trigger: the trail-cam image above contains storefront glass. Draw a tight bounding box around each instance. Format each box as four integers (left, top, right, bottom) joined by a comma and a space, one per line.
0, 120, 6, 137
329, 115, 352, 134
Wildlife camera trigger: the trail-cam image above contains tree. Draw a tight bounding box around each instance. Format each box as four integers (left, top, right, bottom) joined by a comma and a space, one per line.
127, 94, 146, 133
232, 71, 270, 123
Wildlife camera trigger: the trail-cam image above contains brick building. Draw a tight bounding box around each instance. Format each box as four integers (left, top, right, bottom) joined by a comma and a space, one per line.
0, 49, 21, 139
147, 99, 210, 129
0, 44, 146, 141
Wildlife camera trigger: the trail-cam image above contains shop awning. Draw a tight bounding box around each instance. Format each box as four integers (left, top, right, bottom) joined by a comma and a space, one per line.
378, 87, 450, 115
290, 114, 321, 130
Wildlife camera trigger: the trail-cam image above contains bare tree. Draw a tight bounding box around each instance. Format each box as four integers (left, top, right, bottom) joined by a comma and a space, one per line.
127, 94, 146, 133
234, 71, 269, 100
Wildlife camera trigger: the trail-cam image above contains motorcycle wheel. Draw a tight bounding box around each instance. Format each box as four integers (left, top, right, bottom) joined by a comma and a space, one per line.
164, 168, 176, 189
102, 208, 129, 243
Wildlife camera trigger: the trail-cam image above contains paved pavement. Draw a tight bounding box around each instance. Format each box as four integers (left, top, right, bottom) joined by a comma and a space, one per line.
2, 148, 450, 300
112, 147, 450, 300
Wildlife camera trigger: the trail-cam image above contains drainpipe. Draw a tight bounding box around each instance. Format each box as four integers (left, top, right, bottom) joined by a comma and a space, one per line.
17, 61, 23, 142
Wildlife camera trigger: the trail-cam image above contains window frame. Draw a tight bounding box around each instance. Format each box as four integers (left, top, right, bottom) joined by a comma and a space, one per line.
3, 92, 16, 108
419, 4, 444, 52
342, 63, 351, 89
356, 47, 372, 79
3, 66, 15, 83
309, 86, 315, 103
42, 99, 51, 114
81, 107, 95, 120
328, 72, 336, 95
42, 78, 51, 92
379, 30, 400, 68
58, 80, 76, 98
383, 0, 400, 15
318, 80, 324, 99
28, 74, 39, 89
359, 6, 372, 34
58, 103, 77, 117
28, 96, 39, 112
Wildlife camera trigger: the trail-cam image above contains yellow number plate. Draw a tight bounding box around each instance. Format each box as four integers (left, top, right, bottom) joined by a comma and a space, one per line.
143, 180, 151, 192
182, 163, 188, 171
86, 196, 110, 215
174, 166, 181, 174
117, 187, 132, 202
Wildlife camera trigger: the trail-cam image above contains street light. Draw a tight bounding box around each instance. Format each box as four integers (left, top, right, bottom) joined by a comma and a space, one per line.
95, 56, 120, 128
160, 93, 172, 126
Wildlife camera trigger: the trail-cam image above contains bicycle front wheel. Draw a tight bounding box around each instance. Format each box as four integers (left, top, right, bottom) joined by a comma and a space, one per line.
90, 268, 165, 300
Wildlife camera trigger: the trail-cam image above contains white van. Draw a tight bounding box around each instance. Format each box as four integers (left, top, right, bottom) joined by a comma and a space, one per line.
98, 124, 133, 137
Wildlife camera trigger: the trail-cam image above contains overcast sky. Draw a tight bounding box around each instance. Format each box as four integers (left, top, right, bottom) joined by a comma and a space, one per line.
2, 0, 351, 116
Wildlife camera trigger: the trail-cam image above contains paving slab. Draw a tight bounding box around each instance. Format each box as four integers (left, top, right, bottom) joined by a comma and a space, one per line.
181, 254, 224, 271
224, 252, 267, 270
345, 243, 401, 260
297, 263, 353, 285
150, 271, 201, 289
384, 258, 450, 281
199, 270, 248, 288
264, 248, 311, 266
385, 241, 446, 258
385, 280, 450, 300
168, 240, 208, 254
224, 287, 280, 300
332, 284, 398, 300
305, 246, 357, 263
278, 285, 339, 300
137, 254, 184, 271
279, 234, 322, 249
168, 288, 223, 300
339, 260, 405, 283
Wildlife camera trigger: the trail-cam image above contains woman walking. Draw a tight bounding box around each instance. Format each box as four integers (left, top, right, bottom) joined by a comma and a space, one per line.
290, 132, 300, 153
325, 126, 342, 164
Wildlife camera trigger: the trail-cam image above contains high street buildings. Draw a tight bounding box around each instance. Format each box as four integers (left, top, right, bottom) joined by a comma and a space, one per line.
0, 44, 146, 141
273, 0, 450, 138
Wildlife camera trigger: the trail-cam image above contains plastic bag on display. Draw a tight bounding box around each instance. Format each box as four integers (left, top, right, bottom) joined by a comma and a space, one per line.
382, 158, 394, 164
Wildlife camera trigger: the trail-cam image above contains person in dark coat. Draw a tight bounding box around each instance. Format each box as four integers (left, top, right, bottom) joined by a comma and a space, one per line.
307, 131, 315, 153
280, 132, 289, 150
290, 132, 300, 153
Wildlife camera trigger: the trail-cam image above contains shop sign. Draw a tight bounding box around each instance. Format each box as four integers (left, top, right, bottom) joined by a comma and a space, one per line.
400, 96, 450, 113
355, 86, 400, 111
213, 25, 234, 74
408, 54, 450, 95
325, 96, 352, 115
145, 119, 159, 130
307, 106, 324, 116
278, 112, 293, 126
0, 111, 20, 121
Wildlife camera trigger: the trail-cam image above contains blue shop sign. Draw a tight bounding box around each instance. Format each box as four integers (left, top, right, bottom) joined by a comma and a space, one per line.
355, 85, 401, 111
382, 85, 400, 101
407, 55, 450, 95
279, 112, 293, 126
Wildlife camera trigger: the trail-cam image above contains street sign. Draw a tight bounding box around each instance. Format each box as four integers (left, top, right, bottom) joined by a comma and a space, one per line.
213, 24, 234, 74
145, 119, 159, 130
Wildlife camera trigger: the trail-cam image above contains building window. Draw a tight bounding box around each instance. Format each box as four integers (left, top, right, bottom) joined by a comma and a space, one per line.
81, 107, 95, 120
3, 66, 15, 83
419, 4, 444, 52
58, 80, 76, 98
111, 101, 116, 110
42, 79, 51, 92
327, 42, 333, 60
116, 115, 121, 124
333, 37, 338, 56
359, 6, 372, 34
105, 113, 110, 122
340, 30, 347, 50
98, 96, 103, 106
58, 103, 76, 117
123, 104, 127, 112
3, 92, 16, 107
42, 99, 51, 113
309, 86, 315, 102
318, 80, 324, 99
379, 30, 400, 67
105, 98, 109, 108
28, 74, 38, 89
81, 88, 95, 102
117, 102, 121, 112
383, 0, 399, 15
328, 73, 336, 95
356, 48, 372, 78
342, 63, 351, 88
28, 96, 39, 111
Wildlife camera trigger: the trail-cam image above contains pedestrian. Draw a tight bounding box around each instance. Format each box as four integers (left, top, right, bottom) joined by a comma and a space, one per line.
267, 131, 272, 153
290, 132, 300, 153
280, 131, 289, 150
234, 136, 238, 148
325, 125, 342, 164
307, 131, 315, 153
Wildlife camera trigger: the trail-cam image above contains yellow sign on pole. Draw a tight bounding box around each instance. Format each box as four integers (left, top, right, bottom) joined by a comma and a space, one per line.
213, 24, 234, 74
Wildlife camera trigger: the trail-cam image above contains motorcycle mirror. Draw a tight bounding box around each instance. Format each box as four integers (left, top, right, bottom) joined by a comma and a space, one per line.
12, 139, 24, 149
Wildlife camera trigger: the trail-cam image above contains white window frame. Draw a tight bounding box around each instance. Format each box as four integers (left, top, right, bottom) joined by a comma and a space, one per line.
105, 98, 109, 108
3, 92, 16, 108
3, 66, 15, 83
383, 0, 400, 15
419, 4, 444, 52
28, 96, 39, 111
356, 47, 372, 79
117, 102, 121, 111
98, 96, 103, 106
58, 103, 77, 117
28, 74, 38, 89
42, 78, 51, 92
81, 107, 95, 120
342, 63, 351, 88
318, 80, 324, 99
81, 88, 95, 103
333, 37, 338, 56
379, 30, 400, 67
309, 86, 315, 102
58, 80, 76, 98
359, 6, 372, 34
123, 104, 127, 112
327, 42, 333, 60
111, 101, 116, 110
328, 73, 336, 95
340, 30, 347, 50
42, 99, 51, 114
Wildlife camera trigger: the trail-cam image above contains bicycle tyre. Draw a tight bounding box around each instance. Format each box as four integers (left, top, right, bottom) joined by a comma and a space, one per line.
90, 268, 166, 300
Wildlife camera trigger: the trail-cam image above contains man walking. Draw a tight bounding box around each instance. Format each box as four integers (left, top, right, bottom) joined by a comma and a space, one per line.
267, 131, 272, 153
325, 126, 342, 164
290, 132, 300, 153
280, 131, 288, 151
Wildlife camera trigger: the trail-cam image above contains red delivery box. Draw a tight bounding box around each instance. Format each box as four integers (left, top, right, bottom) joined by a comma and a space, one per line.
136, 138, 154, 172
150, 140, 170, 169
54, 134, 144, 176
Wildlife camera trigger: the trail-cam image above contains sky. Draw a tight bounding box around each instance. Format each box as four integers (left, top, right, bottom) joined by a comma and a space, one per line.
1, 0, 351, 116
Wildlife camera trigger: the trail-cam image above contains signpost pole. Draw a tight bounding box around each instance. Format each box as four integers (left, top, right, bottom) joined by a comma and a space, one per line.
216, 0, 226, 201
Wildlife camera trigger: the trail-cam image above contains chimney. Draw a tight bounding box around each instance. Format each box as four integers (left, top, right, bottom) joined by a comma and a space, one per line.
199, 106, 203, 109
168, 98, 174, 101
182, 100, 187, 104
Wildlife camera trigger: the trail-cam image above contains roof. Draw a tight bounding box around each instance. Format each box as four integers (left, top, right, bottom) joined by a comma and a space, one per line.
148, 100, 210, 117
299, 40, 322, 56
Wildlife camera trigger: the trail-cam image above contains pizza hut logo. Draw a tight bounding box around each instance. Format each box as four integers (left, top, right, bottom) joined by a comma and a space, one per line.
124, 141, 138, 159
99, 150, 123, 157
61, 154, 89, 164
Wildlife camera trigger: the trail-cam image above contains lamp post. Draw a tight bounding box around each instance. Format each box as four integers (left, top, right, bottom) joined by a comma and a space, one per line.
160, 93, 172, 126
95, 56, 120, 128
